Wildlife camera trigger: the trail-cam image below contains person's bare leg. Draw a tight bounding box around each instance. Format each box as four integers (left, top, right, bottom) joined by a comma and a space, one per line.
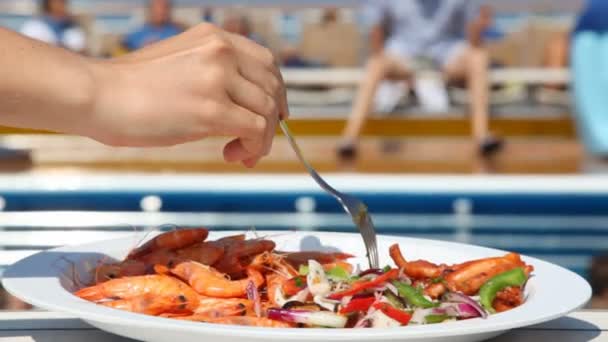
340, 54, 410, 153
444, 46, 496, 154
543, 32, 569, 89
467, 47, 490, 144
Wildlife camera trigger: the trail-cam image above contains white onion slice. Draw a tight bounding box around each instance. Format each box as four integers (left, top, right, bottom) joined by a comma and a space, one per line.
307, 260, 331, 296
267, 309, 347, 328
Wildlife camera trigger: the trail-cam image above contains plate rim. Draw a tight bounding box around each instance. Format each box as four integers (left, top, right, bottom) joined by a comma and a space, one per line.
2, 231, 592, 340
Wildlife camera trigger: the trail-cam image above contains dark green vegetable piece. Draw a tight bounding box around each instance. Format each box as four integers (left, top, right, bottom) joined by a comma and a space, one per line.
425, 314, 449, 324
392, 281, 438, 309
384, 290, 406, 309
326, 266, 350, 281
294, 276, 304, 288
479, 268, 527, 313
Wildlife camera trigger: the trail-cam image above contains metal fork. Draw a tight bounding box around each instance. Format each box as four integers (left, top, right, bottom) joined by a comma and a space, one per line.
279, 120, 379, 269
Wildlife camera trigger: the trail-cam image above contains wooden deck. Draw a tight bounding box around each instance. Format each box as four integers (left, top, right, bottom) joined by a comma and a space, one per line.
0, 116, 584, 174
0, 135, 582, 174
0, 116, 576, 137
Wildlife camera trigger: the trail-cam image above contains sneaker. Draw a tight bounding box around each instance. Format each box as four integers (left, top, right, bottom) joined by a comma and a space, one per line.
337, 142, 357, 161
479, 136, 504, 158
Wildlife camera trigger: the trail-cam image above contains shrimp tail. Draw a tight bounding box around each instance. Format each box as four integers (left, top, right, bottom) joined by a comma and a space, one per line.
74, 285, 106, 302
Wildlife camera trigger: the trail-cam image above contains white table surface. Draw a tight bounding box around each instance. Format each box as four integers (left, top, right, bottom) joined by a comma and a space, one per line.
0, 310, 604, 342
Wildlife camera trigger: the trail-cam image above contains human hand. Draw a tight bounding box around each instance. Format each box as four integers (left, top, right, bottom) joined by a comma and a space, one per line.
90, 23, 289, 167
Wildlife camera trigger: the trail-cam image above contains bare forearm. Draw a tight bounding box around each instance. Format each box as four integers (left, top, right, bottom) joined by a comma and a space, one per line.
0, 28, 97, 135
0, 23, 288, 166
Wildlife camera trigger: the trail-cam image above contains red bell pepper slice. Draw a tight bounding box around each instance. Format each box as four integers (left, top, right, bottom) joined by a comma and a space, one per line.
372, 302, 412, 325
282, 276, 307, 296
339, 296, 376, 314
328, 269, 399, 300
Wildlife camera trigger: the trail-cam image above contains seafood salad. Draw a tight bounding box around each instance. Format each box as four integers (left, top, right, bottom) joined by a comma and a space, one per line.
73, 228, 534, 328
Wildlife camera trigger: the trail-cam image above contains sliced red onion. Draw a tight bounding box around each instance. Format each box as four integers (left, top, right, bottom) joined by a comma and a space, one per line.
440, 303, 482, 319
246, 280, 262, 318
267, 308, 347, 328
358, 268, 384, 277
354, 304, 378, 328
352, 293, 375, 300
442, 292, 488, 319
354, 317, 372, 328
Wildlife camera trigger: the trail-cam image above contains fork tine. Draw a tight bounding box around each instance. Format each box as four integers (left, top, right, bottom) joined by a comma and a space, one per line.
369, 241, 378, 268
368, 227, 379, 267
369, 238, 377, 267
360, 214, 379, 269
281, 120, 379, 269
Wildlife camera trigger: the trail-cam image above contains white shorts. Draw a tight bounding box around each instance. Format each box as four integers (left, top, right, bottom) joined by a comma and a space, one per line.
386, 40, 468, 70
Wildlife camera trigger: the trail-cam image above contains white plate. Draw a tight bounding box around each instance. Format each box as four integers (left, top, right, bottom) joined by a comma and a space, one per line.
3, 231, 591, 342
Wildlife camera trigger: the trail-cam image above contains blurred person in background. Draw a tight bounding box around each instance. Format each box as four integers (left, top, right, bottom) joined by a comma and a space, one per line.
570, 0, 608, 158
202, 7, 215, 24
121, 0, 183, 52
280, 8, 339, 68
20, 0, 87, 54
338, 1, 501, 161
573, 0, 608, 36
541, 31, 570, 91
222, 11, 265, 46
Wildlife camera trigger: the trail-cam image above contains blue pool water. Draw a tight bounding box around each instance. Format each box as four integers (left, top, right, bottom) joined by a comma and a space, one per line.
1, 174, 606, 282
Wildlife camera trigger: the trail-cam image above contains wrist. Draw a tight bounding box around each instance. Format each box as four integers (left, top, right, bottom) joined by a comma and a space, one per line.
86, 59, 134, 145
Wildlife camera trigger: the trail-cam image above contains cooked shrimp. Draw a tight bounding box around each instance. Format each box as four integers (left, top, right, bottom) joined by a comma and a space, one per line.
212, 239, 276, 278
195, 297, 254, 316
255, 251, 353, 275
250, 252, 299, 278
424, 282, 447, 299
135, 241, 225, 270
212, 234, 246, 246
170, 261, 265, 298
493, 286, 524, 312
389, 244, 445, 279
277, 251, 354, 269
137, 250, 182, 269
265, 273, 286, 307
127, 228, 209, 260
445, 253, 533, 295
172, 298, 254, 321
175, 241, 225, 266
75, 274, 199, 313
101, 294, 193, 316
94, 260, 147, 284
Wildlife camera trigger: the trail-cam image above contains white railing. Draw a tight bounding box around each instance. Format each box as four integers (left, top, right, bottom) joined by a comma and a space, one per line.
281, 67, 571, 88
0, 210, 595, 276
